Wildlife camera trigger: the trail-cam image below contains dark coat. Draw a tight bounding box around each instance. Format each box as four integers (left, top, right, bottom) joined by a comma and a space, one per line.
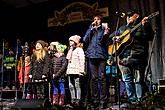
50, 54, 68, 82
108, 21, 154, 66
83, 25, 108, 59
30, 53, 51, 80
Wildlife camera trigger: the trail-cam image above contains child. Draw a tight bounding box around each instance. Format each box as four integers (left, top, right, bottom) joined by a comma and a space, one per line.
18, 56, 31, 99
29, 40, 50, 99
50, 43, 68, 106
66, 35, 85, 106
48, 41, 59, 57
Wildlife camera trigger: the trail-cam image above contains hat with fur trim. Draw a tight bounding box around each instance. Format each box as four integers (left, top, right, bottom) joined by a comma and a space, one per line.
69, 35, 81, 44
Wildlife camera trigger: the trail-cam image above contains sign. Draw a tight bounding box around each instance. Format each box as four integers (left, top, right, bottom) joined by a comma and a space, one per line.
48, 2, 109, 27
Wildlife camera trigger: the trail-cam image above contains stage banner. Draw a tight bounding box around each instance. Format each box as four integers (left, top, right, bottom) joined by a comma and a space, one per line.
48, 2, 109, 27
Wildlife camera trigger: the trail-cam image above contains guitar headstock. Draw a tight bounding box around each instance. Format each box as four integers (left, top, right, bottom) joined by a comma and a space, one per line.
148, 11, 159, 19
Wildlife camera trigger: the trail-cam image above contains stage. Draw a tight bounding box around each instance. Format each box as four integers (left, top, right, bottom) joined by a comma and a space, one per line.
0, 89, 165, 110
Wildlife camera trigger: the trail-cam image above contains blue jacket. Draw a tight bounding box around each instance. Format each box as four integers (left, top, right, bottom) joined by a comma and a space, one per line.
83, 25, 108, 59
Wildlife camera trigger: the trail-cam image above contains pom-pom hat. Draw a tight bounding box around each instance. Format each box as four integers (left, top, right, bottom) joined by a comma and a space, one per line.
69, 35, 81, 44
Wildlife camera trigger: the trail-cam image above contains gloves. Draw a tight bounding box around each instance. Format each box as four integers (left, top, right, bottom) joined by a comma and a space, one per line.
53, 74, 56, 78
53, 74, 59, 79
42, 75, 46, 79
29, 75, 32, 79
42, 75, 47, 81
80, 72, 85, 76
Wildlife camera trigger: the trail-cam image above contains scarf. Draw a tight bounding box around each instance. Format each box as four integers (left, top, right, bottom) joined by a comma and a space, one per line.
66, 46, 74, 60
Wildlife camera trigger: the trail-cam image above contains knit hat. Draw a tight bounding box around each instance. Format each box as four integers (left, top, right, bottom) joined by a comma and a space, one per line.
50, 41, 59, 46
36, 40, 47, 47
57, 44, 67, 52
69, 35, 81, 44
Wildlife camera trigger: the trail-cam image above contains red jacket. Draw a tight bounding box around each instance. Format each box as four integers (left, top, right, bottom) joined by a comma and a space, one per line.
18, 64, 30, 84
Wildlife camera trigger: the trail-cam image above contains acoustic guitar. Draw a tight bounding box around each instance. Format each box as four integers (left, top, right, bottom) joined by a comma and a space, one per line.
108, 11, 159, 56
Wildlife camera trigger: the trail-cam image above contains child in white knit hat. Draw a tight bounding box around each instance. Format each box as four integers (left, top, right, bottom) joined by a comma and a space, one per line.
48, 41, 59, 57
66, 35, 85, 106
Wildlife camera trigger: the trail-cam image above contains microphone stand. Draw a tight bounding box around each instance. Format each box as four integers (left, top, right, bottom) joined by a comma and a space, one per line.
21, 48, 26, 99
0, 39, 5, 110
14, 40, 19, 100
22, 42, 28, 99
113, 16, 121, 108
144, 30, 157, 92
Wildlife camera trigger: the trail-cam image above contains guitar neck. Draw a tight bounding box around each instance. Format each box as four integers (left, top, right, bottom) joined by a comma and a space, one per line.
130, 22, 142, 33
130, 11, 159, 33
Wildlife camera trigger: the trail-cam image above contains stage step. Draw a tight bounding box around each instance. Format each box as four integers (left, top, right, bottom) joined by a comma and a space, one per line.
159, 79, 165, 85
158, 79, 165, 95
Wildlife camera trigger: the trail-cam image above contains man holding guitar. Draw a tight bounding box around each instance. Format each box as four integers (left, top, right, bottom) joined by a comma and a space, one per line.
108, 9, 155, 106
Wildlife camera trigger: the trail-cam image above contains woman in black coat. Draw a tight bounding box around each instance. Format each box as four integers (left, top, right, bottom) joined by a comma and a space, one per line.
29, 40, 50, 99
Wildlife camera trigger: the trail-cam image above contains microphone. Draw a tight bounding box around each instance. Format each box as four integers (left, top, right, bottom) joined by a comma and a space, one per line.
116, 11, 126, 18
91, 21, 96, 26
25, 42, 28, 48
91, 21, 97, 30
24, 42, 29, 53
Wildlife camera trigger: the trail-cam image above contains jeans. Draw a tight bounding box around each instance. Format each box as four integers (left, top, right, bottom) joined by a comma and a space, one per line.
134, 68, 143, 101
68, 75, 81, 100
118, 64, 143, 102
88, 58, 107, 105
53, 82, 65, 94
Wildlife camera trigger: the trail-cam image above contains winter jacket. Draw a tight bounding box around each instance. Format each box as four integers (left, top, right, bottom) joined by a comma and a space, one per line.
19, 64, 30, 84
51, 54, 67, 81
3, 53, 16, 71
83, 25, 108, 59
66, 47, 85, 75
30, 53, 50, 80
108, 22, 154, 65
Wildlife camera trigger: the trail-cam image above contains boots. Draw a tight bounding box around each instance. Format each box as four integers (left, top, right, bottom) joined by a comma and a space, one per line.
59, 94, 65, 106
53, 94, 59, 105
22, 92, 26, 99
74, 99, 80, 107
71, 99, 75, 105
26, 93, 33, 99
33, 94, 37, 99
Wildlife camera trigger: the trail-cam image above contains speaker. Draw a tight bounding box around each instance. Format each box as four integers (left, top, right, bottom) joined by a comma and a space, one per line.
12, 98, 51, 110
